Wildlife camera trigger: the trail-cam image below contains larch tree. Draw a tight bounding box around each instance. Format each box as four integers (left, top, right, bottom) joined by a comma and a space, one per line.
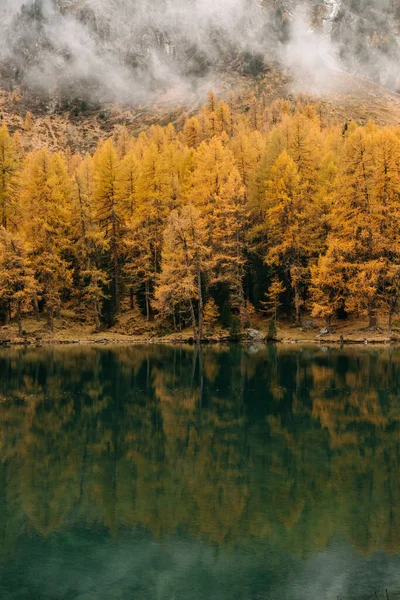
0, 228, 37, 335
185, 138, 248, 314
21, 149, 73, 330
311, 246, 349, 328
316, 128, 392, 328
127, 140, 183, 320
183, 117, 201, 149
216, 100, 231, 136
155, 204, 211, 341
207, 90, 217, 115
230, 126, 265, 196
118, 148, 139, 309
261, 276, 285, 323
74, 154, 108, 330
0, 125, 19, 231
263, 151, 313, 324
94, 139, 124, 317
370, 128, 400, 331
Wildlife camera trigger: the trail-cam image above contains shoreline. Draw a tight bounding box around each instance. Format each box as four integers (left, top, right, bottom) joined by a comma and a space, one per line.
0, 335, 395, 348
0, 316, 397, 348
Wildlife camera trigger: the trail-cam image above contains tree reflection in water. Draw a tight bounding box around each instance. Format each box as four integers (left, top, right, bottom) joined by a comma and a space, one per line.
0, 344, 400, 599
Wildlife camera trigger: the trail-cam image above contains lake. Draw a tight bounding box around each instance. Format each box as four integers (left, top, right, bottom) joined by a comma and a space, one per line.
0, 343, 399, 600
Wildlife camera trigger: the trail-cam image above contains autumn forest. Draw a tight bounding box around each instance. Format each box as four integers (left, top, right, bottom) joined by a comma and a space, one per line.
1, 91, 400, 340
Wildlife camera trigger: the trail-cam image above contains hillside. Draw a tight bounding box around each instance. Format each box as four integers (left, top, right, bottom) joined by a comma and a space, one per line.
2, 65, 400, 153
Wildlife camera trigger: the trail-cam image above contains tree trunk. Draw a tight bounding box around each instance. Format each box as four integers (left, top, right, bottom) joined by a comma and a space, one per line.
388, 298, 398, 338
33, 295, 40, 322
0, 301, 9, 325
145, 280, 150, 322
197, 268, 203, 341
368, 307, 378, 329
111, 218, 120, 315
294, 282, 301, 325
47, 306, 54, 331
113, 245, 120, 315
94, 301, 101, 332
129, 288, 134, 311
16, 301, 23, 336
189, 299, 198, 343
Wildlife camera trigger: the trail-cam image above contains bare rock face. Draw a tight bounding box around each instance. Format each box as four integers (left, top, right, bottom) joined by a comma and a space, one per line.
0, 0, 271, 105
1, 0, 400, 105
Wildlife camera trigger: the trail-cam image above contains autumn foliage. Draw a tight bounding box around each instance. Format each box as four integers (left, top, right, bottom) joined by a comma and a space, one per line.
1, 94, 400, 337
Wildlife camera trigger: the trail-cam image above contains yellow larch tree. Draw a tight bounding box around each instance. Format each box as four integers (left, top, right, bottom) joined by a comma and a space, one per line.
0, 125, 20, 231
126, 139, 184, 320
94, 139, 124, 317
21, 148, 73, 330
183, 117, 200, 149
313, 127, 400, 329
155, 204, 211, 341
263, 151, 314, 324
73, 154, 108, 330
185, 137, 248, 314
230, 125, 265, 195
0, 228, 37, 335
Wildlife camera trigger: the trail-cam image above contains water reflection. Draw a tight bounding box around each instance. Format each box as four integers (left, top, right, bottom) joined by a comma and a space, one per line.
0, 344, 400, 599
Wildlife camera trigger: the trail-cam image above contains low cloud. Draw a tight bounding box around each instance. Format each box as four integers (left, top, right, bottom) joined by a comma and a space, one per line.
0, 0, 399, 104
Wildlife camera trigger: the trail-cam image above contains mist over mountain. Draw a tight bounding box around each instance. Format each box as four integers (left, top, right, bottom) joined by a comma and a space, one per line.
0, 0, 400, 104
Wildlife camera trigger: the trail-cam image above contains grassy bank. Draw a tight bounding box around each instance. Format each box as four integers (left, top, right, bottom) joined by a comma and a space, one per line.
0, 312, 397, 347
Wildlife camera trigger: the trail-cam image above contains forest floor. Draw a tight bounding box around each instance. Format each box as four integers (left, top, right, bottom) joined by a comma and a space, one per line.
0, 310, 398, 346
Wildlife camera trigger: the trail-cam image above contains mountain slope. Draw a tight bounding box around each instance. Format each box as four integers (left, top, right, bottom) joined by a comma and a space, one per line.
1, 66, 400, 153
1, 0, 400, 105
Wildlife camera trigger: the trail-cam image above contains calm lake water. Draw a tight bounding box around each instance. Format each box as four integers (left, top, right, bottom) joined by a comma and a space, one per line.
0, 344, 400, 600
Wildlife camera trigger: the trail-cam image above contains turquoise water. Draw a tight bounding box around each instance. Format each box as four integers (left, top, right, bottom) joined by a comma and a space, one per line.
0, 344, 399, 599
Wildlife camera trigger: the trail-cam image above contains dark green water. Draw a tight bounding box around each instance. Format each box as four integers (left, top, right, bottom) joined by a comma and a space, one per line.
0, 344, 400, 599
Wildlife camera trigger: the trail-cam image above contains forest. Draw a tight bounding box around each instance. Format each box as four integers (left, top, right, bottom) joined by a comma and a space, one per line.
1, 90, 400, 340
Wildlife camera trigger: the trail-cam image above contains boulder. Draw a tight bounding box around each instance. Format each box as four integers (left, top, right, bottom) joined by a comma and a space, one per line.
301, 319, 318, 330
245, 329, 265, 341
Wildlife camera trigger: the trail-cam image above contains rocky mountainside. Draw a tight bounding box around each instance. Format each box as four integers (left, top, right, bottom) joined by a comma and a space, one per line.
1, 0, 400, 108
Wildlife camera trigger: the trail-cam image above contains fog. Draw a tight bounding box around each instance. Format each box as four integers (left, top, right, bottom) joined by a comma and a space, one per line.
0, 0, 399, 103
2, 531, 400, 600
